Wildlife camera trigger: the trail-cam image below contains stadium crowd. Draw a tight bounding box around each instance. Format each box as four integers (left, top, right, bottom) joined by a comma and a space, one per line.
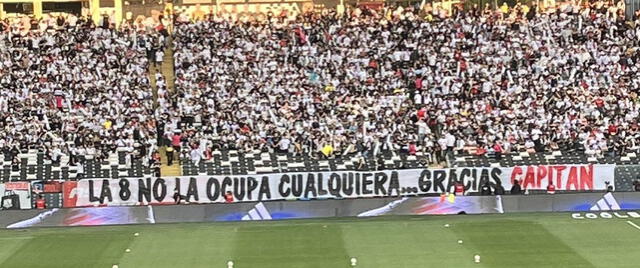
1, 1, 640, 169
0, 14, 165, 168
168, 1, 640, 165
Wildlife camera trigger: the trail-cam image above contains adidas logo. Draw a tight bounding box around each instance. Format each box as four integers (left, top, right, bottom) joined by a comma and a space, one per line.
589, 193, 621, 211
241, 202, 272, 221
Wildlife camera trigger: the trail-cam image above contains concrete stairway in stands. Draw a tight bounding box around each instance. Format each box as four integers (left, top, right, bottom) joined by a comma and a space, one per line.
157, 36, 181, 177
160, 147, 182, 177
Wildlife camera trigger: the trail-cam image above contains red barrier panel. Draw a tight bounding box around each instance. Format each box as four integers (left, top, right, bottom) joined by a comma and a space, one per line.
62, 181, 78, 208
43, 181, 62, 193
5, 182, 30, 191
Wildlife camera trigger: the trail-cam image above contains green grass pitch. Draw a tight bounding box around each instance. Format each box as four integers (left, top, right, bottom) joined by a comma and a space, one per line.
0, 212, 638, 268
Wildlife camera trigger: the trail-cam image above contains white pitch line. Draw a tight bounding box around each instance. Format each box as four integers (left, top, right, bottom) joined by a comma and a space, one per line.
626, 221, 640, 231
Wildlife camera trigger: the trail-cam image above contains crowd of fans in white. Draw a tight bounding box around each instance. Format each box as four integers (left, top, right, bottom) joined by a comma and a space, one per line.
2, 0, 640, 170
0, 14, 166, 169
169, 1, 640, 165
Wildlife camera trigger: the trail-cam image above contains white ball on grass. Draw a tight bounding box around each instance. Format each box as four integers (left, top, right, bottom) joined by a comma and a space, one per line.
350, 257, 357, 266
125, 249, 131, 253
444, 224, 450, 228
474, 255, 481, 263
227, 260, 234, 268
112, 265, 119, 268
134, 232, 139, 237
458, 240, 463, 244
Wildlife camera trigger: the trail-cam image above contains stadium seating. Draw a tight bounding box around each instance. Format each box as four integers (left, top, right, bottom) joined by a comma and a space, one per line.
180, 150, 427, 176
1, 2, 640, 195
614, 165, 640, 191
0, 151, 153, 182
450, 151, 632, 168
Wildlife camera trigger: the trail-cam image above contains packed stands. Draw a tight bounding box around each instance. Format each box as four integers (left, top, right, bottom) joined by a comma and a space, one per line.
0, 14, 165, 181
2, 2, 640, 188
168, 2, 640, 178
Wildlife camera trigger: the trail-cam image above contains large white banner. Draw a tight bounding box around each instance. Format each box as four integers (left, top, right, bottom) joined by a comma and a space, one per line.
71, 164, 615, 207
